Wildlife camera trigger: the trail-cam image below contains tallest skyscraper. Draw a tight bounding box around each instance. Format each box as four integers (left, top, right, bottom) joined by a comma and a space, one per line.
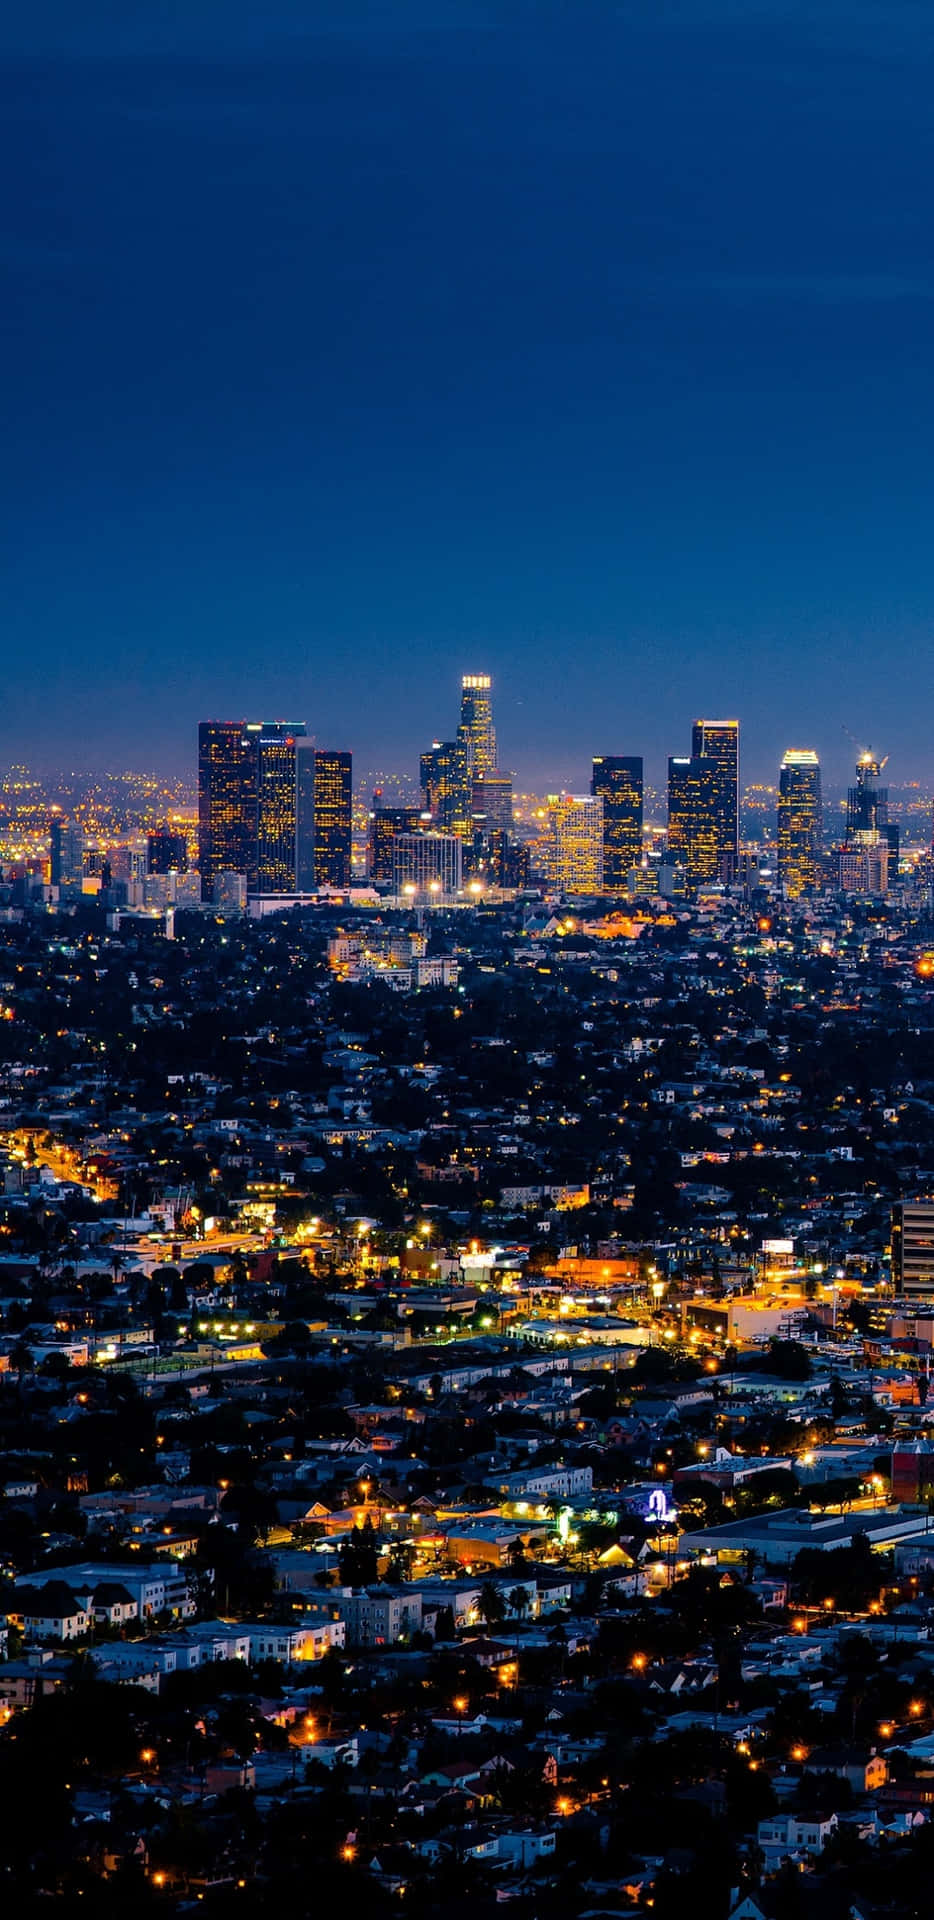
458, 673, 496, 776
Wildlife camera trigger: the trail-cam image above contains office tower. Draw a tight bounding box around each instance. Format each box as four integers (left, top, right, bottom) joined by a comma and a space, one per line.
392, 831, 463, 899
591, 756, 643, 890
838, 841, 889, 896
777, 750, 822, 897
420, 739, 473, 837
458, 673, 496, 776
892, 1201, 934, 1299
147, 826, 189, 876
295, 738, 317, 891
254, 722, 306, 893
198, 721, 257, 902
313, 749, 352, 887
845, 752, 899, 879
488, 828, 530, 889
472, 769, 513, 836
48, 812, 85, 889
543, 794, 604, 894
368, 802, 426, 885
667, 755, 720, 886
691, 718, 740, 879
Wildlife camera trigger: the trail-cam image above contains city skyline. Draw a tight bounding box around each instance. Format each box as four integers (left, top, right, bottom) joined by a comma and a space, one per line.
2, 696, 928, 805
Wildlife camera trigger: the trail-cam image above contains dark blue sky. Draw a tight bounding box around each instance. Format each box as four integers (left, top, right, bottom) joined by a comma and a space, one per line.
3, 1, 934, 792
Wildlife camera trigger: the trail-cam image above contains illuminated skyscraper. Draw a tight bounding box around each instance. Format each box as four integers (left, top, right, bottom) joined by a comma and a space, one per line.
254, 723, 306, 893
420, 739, 472, 837
199, 720, 313, 899
458, 673, 496, 776
198, 721, 257, 902
313, 749, 353, 887
472, 769, 513, 836
392, 831, 463, 899
777, 750, 822, 897
543, 794, 604, 894
368, 797, 426, 884
691, 718, 740, 879
295, 739, 317, 891
667, 754, 720, 885
591, 756, 643, 889
147, 825, 189, 875
845, 752, 898, 878
49, 812, 85, 889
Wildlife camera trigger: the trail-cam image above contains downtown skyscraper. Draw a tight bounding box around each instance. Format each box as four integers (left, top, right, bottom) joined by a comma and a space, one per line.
457, 673, 496, 776
691, 718, 739, 880
590, 756, 643, 890
544, 793, 604, 895
311, 749, 353, 888
777, 750, 822, 897
667, 718, 740, 886
198, 722, 351, 899
198, 721, 262, 901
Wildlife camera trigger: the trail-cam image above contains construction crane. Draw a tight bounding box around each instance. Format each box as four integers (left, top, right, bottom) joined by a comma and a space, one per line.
841, 724, 888, 771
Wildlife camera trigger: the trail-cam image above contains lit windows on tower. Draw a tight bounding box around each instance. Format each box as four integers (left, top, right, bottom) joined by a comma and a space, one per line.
777, 750, 822, 897
690, 718, 740, 880
845, 750, 898, 879
544, 794, 604, 895
591, 756, 643, 890
667, 754, 720, 886
420, 739, 472, 838
253, 723, 306, 893
313, 749, 353, 888
197, 721, 256, 903
367, 800, 426, 884
458, 673, 496, 776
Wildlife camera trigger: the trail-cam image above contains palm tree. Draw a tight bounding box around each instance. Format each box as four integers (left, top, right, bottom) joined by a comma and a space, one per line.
508, 1586, 530, 1625
477, 1580, 506, 1633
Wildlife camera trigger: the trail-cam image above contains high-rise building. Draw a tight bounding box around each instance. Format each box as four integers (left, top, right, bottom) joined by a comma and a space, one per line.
198, 722, 257, 902
591, 756, 643, 890
147, 826, 189, 875
420, 740, 473, 837
845, 752, 898, 880
472, 770, 513, 836
488, 829, 530, 889
543, 794, 604, 894
458, 673, 496, 776
892, 1201, 934, 1299
392, 831, 463, 899
690, 719, 740, 880
49, 812, 85, 889
838, 841, 889, 896
777, 750, 822, 897
368, 799, 426, 884
313, 750, 353, 888
199, 720, 313, 900
295, 738, 317, 891
253, 723, 306, 893
667, 754, 720, 886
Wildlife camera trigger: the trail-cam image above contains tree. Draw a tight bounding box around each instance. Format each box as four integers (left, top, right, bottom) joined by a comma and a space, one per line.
433, 1604, 455, 1643
477, 1581, 506, 1632
508, 1585, 530, 1624
339, 1519, 379, 1586
763, 1338, 811, 1381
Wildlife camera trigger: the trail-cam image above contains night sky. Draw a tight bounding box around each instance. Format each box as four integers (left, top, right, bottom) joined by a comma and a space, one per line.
3, 1, 934, 792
